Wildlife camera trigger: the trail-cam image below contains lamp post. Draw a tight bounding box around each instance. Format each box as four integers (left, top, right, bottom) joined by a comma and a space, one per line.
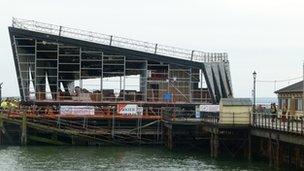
0, 82, 3, 101
252, 71, 257, 123
302, 62, 304, 115
253, 71, 257, 113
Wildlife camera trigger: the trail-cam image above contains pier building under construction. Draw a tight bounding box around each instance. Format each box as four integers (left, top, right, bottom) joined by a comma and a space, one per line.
2, 18, 233, 146
3, 19, 304, 170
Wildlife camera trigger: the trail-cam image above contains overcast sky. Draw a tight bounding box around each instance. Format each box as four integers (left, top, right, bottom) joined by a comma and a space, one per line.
1, 0, 304, 98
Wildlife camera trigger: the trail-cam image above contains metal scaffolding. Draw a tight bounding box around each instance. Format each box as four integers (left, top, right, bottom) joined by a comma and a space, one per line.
9, 17, 233, 108
13, 35, 211, 104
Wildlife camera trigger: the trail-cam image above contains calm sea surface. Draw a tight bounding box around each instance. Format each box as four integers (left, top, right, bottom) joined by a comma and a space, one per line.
0, 146, 274, 171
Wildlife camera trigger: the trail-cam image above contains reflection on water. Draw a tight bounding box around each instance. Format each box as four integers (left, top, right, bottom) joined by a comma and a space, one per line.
0, 146, 270, 171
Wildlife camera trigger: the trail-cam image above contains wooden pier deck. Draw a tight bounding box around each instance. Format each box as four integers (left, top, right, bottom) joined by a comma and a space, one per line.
1, 109, 304, 169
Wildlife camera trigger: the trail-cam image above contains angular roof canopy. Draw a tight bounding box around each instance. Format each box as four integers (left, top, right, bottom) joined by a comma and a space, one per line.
11, 18, 228, 64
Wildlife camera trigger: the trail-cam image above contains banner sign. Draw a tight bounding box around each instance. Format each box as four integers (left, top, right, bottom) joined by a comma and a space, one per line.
117, 104, 142, 115
60, 106, 95, 115
199, 105, 219, 112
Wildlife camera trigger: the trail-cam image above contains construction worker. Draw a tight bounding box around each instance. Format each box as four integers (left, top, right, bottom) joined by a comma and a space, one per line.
8, 99, 17, 109
0, 99, 8, 110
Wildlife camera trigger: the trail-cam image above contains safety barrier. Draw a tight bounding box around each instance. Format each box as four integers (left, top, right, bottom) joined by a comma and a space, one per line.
252, 113, 304, 135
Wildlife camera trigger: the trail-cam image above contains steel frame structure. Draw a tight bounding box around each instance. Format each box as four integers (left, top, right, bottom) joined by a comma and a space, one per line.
9, 18, 233, 105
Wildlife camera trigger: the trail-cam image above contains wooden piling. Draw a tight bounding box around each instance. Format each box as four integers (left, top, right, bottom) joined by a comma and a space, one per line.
259, 138, 264, 156
71, 136, 75, 145
288, 144, 291, 166
167, 126, 173, 150
210, 133, 214, 158
275, 135, 281, 169
213, 133, 219, 158
210, 132, 219, 158
21, 112, 27, 145
268, 134, 272, 166
248, 134, 252, 161
295, 146, 301, 169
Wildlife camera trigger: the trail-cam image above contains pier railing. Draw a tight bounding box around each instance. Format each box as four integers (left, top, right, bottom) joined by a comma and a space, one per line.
162, 109, 251, 126
12, 18, 228, 63
5, 107, 303, 134
252, 113, 304, 135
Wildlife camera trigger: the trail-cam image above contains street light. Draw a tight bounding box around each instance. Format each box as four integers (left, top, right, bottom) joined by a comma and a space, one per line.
0, 82, 3, 101
302, 62, 304, 115
252, 71, 257, 112
252, 71, 257, 125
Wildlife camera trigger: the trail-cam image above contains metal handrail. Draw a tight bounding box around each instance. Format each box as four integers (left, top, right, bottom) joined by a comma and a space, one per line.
11, 18, 228, 63
252, 113, 304, 135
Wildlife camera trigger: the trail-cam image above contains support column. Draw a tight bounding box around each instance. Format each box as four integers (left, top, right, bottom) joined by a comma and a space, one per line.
213, 133, 219, 158
210, 133, 214, 158
111, 109, 115, 140
51, 134, 58, 143
167, 126, 173, 150
288, 144, 291, 166
210, 130, 219, 158
295, 146, 301, 170
248, 134, 252, 161
21, 112, 27, 145
268, 134, 273, 166
71, 136, 75, 145
275, 135, 281, 169
260, 138, 264, 156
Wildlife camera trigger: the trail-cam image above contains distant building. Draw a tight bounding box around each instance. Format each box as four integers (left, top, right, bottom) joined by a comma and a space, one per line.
275, 81, 304, 114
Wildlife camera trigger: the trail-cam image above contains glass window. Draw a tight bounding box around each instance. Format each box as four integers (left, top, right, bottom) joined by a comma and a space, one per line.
297, 98, 303, 111
278, 98, 282, 109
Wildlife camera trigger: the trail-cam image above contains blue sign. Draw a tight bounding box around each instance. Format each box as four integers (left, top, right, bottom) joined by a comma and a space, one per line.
163, 92, 173, 102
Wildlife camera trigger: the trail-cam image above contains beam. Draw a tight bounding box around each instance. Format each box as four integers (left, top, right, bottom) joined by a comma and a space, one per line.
20, 112, 27, 145
28, 135, 69, 145
251, 128, 304, 146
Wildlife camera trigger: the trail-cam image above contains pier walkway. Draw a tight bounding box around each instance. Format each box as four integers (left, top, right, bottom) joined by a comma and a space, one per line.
252, 113, 304, 135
